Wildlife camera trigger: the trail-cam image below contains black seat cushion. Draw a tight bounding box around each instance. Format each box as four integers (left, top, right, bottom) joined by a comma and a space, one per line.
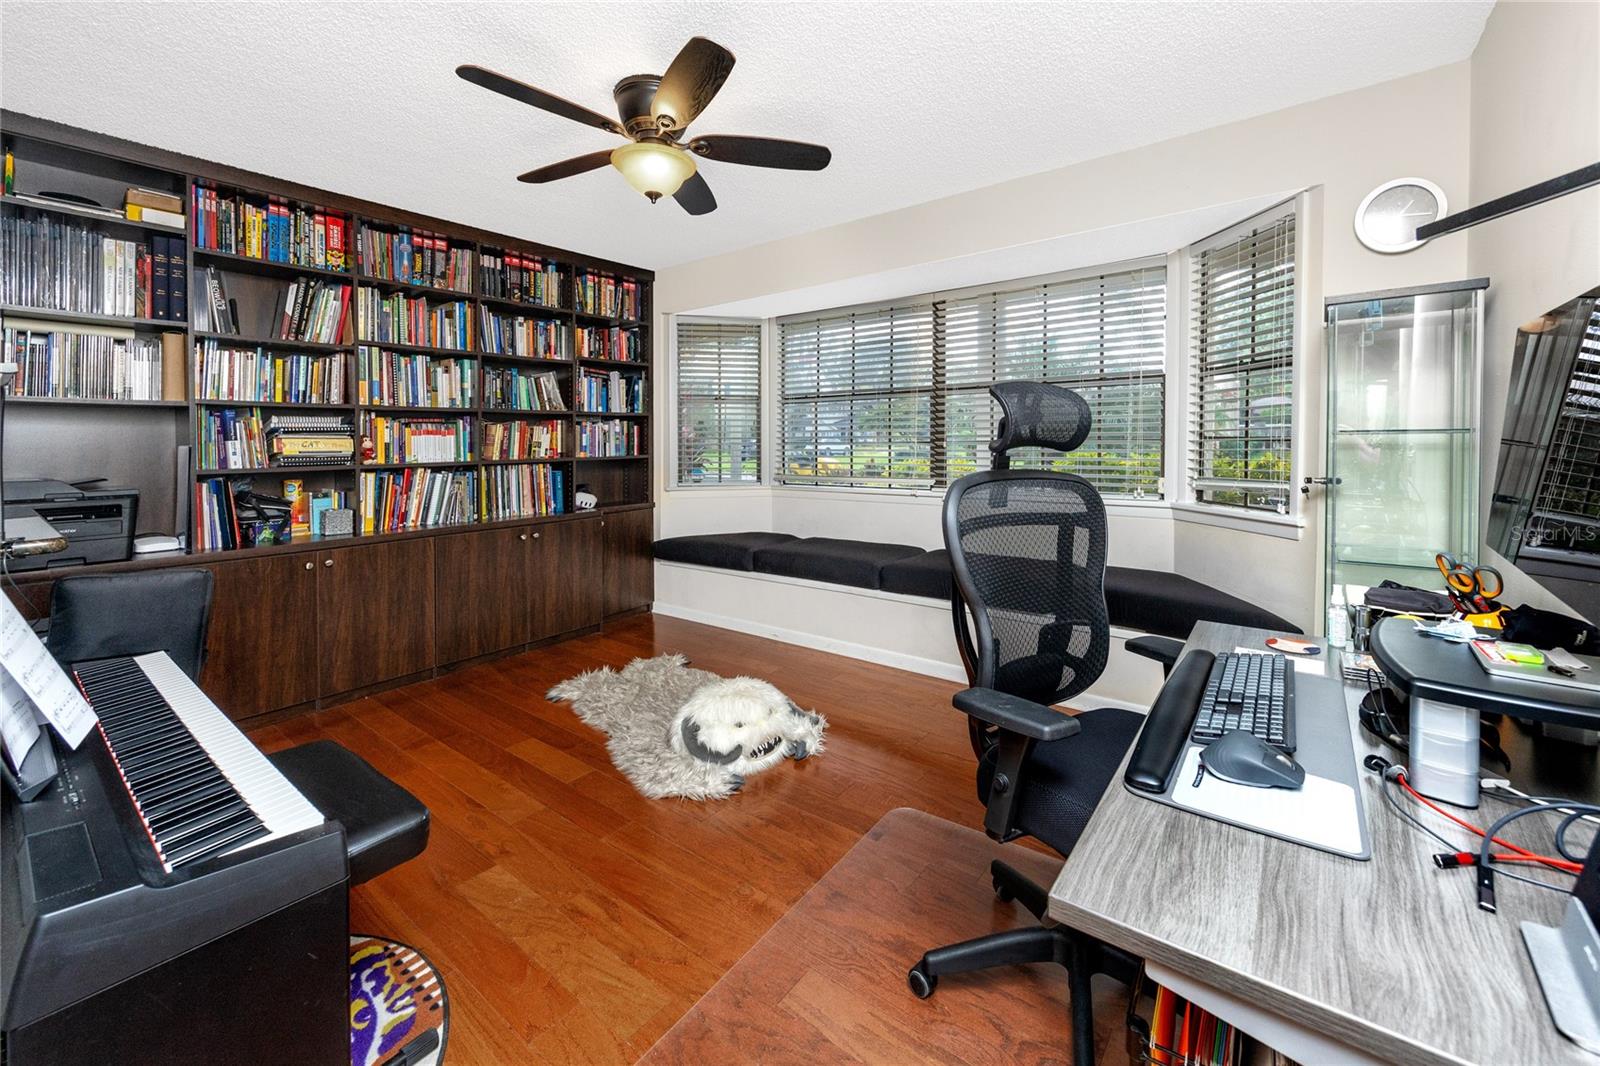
977, 706, 1144, 856
268, 740, 429, 886
1105, 567, 1300, 638
653, 532, 799, 571
878, 549, 955, 598
753, 537, 926, 590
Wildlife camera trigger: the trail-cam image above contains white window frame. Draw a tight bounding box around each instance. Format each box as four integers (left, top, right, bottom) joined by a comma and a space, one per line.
775, 256, 1169, 497
668, 314, 767, 490
1176, 196, 1309, 535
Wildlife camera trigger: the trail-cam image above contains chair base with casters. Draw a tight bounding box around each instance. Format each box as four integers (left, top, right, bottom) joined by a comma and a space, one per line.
267, 740, 430, 885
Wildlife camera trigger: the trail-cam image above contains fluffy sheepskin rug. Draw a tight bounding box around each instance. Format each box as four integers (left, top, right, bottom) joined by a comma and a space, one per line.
548, 654, 826, 800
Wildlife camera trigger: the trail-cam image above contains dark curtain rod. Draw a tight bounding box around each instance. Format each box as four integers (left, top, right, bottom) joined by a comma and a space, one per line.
1417, 161, 1600, 240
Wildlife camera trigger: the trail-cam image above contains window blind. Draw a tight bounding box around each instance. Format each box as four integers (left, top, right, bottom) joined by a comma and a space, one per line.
1188, 207, 1297, 512
778, 263, 1166, 496
780, 302, 937, 488
675, 319, 761, 485
1527, 305, 1600, 550
943, 266, 1166, 496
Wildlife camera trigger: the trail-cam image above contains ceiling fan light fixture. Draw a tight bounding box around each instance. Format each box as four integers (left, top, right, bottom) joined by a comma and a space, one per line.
610, 142, 696, 202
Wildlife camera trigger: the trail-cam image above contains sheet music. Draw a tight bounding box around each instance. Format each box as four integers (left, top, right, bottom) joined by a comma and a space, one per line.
0, 668, 41, 772
0, 594, 96, 748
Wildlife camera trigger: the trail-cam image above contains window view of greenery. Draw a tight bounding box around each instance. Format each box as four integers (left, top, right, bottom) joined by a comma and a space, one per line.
1190, 212, 1296, 513
779, 266, 1166, 496
676, 320, 761, 484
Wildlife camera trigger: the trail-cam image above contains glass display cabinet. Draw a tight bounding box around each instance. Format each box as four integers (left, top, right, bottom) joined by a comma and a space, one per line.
1320, 279, 1488, 643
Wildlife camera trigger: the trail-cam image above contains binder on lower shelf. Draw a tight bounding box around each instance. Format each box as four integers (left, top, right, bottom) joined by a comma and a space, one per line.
1128, 968, 1299, 1066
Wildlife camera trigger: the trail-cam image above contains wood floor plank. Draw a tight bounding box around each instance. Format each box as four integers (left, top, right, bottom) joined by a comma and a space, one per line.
250, 614, 1107, 1065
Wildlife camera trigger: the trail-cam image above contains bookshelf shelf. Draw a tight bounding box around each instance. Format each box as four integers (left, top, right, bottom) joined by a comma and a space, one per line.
477, 352, 574, 367
354, 273, 472, 300
577, 410, 647, 418
193, 331, 353, 353
577, 356, 646, 368
355, 339, 479, 359
360, 403, 476, 415
359, 461, 478, 470
0, 194, 186, 235
6, 395, 189, 408
194, 399, 356, 411
480, 456, 568, 466
193, 247, 353, 281
573, 309, 619, 324
0, 304, 186, 332
197, 464, 354, 477
575, 454, 649, 462
476, 293, 569, 317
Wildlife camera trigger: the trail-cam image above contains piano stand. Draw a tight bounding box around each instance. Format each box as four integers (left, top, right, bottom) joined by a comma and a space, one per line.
268, 740, 431, 886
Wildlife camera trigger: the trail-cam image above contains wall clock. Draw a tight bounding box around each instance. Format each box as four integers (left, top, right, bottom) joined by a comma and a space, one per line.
1355, 177, 1448, 253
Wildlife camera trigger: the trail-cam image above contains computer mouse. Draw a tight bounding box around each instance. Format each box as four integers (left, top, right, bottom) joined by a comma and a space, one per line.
1200, 730, 1305, 790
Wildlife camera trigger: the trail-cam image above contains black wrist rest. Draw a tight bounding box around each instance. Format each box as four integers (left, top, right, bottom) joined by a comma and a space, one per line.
1124, 649, 1215, 794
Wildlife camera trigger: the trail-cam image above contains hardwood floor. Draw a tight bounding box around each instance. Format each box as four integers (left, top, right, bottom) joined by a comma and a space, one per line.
247, 614, 1071, 1064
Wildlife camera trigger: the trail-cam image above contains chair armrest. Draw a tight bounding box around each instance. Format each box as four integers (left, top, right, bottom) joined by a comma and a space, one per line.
1127, 635, 1185, 673
953, 687, 1082, 742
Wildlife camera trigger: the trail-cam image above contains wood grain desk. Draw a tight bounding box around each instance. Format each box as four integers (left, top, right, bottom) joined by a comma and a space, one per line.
1048, 622, 1592, 1066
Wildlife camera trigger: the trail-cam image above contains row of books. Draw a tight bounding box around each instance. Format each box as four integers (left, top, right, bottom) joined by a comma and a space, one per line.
579, 368, 645, 414
482, 463, 565, 521
484, 366, 565, 411
479, 252, 565, 307
198, 407, 268, 470
0, 213, 168, 319
359, 226, 472, 292
4, 324, 169, 401
575, 324, 642, 362
356, 347, 474, 408
192, 186, 349, 272
1144, 982, 1261, 1066
575, 272, 642, 319
268, 413, 356, 467
361, 467, 475, 533
195, 340, 347, 404
478, 307, 571, 359
483, 418, 564, 460
355, 289, 474, 350
576, 418, 645, 458
362, 414, 474, 465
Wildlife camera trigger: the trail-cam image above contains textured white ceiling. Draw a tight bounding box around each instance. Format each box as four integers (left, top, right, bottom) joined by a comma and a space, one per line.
0, 1, 1491, 270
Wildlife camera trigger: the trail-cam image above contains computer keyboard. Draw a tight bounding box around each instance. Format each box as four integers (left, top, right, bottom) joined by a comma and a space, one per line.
1190, 652, 1296, 753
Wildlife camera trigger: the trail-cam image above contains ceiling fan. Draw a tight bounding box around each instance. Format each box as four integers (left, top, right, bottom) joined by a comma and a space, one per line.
456, 37, 831, 215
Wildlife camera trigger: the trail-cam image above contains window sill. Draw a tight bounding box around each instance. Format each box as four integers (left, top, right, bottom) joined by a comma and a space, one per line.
666, 482, 769, 493
1170, 502, 1304, 540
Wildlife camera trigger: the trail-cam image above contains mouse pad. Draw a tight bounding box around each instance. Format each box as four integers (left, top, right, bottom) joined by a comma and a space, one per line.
1169, 746, 1365, 858
1126, 671, 1371, 861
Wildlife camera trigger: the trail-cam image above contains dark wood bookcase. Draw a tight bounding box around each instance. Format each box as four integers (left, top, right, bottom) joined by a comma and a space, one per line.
0, 111, 655, 721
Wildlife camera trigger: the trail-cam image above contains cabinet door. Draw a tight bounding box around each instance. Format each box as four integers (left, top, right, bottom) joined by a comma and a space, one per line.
317, 538, 436, 697
529, 517, 603, 641
434, 527, 532, 665
602, 508, 654, 617
200, 553, 320, 721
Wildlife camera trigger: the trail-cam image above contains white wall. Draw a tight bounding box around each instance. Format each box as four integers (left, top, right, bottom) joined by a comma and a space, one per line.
1468, 0, 1600, 611
652, 59, 1479, 634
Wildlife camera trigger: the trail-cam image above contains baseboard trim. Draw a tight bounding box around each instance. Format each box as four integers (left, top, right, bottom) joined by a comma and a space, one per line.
653, 600, 1150, 713
653, 601, 969, 682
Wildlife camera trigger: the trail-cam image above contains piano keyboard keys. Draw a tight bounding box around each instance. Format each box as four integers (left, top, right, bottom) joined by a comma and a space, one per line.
73, 655, 323, 872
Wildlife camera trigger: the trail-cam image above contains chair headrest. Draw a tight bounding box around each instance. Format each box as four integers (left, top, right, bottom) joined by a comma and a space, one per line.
989, 381, 1092, 458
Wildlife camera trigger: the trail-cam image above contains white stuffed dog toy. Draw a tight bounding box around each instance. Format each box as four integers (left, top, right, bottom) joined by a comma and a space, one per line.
669, 676, 826, 796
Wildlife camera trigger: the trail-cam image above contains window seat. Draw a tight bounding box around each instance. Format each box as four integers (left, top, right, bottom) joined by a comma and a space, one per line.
652, 533, 1299, 640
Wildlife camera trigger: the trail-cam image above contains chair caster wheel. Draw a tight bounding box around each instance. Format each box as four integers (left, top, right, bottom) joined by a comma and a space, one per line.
907, 964, 937, 999
993, 877, 1015, 903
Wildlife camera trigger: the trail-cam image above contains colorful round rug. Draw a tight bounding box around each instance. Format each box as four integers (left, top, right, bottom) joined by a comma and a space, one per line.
349, 935, 449, 1066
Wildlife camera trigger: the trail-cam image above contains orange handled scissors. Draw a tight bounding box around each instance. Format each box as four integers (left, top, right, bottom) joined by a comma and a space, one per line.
1435, 552, 1504, 613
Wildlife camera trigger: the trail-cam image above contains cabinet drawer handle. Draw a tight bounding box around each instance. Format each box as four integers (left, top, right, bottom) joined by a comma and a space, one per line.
304, 561, 314, 571
519, 533, 528, 541
532, 531, 540, 539
324, 558, 334, 567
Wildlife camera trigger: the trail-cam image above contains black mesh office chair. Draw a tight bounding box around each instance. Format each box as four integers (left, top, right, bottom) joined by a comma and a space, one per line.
907, 382, 1146, 1065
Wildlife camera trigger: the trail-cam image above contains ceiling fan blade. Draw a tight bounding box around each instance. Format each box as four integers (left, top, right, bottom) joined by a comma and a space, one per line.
674, 171, 717, 215
456, 64, 623, 136
687, 135, 831, 171
651, 37, 736, 132
517, 150, 615, 184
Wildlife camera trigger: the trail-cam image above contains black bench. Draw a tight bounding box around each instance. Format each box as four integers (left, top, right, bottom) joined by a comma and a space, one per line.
653, 533, 1299, 640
